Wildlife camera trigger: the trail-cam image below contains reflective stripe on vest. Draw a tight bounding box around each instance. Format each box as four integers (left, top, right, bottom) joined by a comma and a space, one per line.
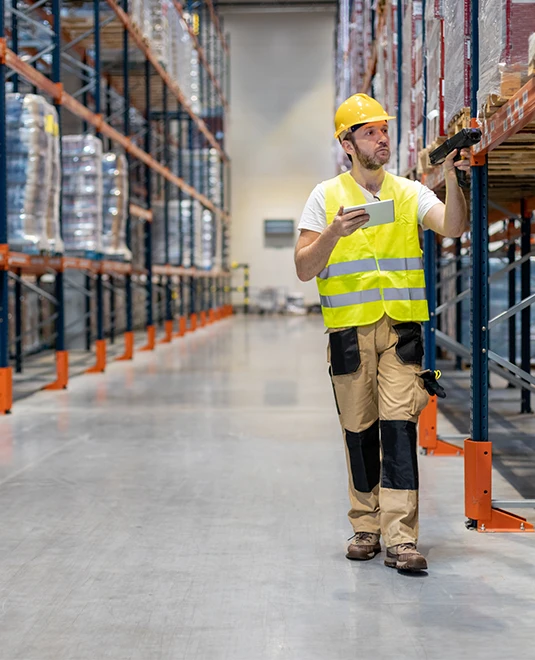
319, 257, 423, 280
321, 287, 426, 309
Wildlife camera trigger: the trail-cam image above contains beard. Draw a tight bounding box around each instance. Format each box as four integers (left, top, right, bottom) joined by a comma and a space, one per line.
354, 145, 391, 171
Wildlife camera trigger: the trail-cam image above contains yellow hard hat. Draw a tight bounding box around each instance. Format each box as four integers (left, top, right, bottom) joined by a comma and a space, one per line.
334, 94, 396, 139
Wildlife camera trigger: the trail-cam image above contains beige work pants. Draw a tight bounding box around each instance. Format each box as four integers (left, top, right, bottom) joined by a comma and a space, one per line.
328, 315, 429, 547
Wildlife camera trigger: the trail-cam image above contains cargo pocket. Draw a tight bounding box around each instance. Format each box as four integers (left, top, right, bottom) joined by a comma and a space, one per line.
393, 322, 424, 366
410, 374, 430, 417
329, 328, 361, 376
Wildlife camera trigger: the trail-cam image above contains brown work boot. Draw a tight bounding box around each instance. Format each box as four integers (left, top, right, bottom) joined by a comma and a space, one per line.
385, 543, 428, 572
346, 532, 381, 561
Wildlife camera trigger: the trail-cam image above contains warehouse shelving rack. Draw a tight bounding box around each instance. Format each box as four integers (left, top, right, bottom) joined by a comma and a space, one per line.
337, 0, 535, 531
0, 0, 233, 414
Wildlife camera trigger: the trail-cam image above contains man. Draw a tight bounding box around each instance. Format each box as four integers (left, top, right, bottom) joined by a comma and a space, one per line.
294, 94, 471, 572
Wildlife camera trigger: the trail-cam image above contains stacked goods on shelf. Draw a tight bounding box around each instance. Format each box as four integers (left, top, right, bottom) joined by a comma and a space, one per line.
151, 200, 180, 266
399, 0, 423, 176
530, 33, 535, 77
61, 135, 103, 256
443, 0, 470, 129
180, 200, 202, 268
176, 15, 201, 115
375, 1, 398, 136
131, 0, 152, 41
102, 152, 131, 260
130, 217, 146, 270
424, 0, 445, 145
478, 0, 535, 117
6, 94, 57, 254
44, 104, 63, 255
146, 0, 169, 67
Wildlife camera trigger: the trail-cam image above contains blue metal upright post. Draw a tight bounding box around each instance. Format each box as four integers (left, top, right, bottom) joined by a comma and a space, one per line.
163, 81, 173, 332
142, 57, 155, 349
455, 238, 463, 369
469, 0, 489, 443
119, 0, 134, 360
178, 109, 185, 327
42, 0, 69, 389
188, 120, 196, 323
396, 0, 402, 175
423, 233, 437, 374
507, 220, 517, 373
0, 0, 11, 412
520, 199, 532, 413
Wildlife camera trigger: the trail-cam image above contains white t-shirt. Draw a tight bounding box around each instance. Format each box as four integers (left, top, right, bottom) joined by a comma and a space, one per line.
298, 178, 442, 233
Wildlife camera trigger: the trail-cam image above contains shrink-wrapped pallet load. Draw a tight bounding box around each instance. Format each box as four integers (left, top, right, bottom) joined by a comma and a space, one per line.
61, 135, 103, 256
102, 152, 131, 260
6, 93, 53, 253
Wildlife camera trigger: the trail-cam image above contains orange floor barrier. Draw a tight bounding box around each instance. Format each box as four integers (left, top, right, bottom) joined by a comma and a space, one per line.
116, 331, 134, 361
159, 320, 173, 344
44, 350, 69, 390
175, 316, 187, 337
465, 439, 534, 532
0, 367, 13, 414
140, 325, 156, 351
200, 311, 206, 327
86, 339, 106, 373
190, 313, 198, 332
419, 396, 464, 456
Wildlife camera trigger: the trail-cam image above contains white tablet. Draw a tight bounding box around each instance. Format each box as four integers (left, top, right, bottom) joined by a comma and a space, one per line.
344, 199, 395, 228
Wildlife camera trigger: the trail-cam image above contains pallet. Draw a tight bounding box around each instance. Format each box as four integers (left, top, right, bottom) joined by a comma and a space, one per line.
417, 136, 447, 176
447, 108, 471, 136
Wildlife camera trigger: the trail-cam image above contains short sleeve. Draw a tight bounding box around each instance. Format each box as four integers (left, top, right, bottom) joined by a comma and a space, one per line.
415, 181, 443, 227
298, 184, 327, 233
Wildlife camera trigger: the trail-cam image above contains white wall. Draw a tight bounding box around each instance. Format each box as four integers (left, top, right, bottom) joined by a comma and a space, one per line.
224, 10, 336, 305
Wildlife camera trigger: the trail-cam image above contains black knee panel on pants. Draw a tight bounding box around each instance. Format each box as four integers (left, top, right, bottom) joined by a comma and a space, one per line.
345, 420, 380, 493
380, 420, 419, 490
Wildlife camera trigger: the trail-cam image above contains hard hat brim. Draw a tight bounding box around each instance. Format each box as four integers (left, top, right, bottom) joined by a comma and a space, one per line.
335, 115, 396, 140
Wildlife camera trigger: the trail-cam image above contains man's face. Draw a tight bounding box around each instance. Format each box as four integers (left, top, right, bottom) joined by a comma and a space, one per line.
343, 121, 391, 170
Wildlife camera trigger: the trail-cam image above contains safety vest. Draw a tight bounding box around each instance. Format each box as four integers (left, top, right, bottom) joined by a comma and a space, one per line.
317, 171, 429, 328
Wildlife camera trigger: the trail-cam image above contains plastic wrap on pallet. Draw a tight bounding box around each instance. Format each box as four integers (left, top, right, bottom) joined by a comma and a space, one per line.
44, 103, 63, 254
425, 0, 445, 146
151, 200, 181, 266
130, 217, 146, 270
443, 0, 469, 126
61, 135, 103, 256
179, 199, 202, 268
6, 93, 53, 253
399, 4, 412, 176
146, 0, 169, 67
102, 152, 131, 260
174, 15, 201, 115
478, 0, 535, 113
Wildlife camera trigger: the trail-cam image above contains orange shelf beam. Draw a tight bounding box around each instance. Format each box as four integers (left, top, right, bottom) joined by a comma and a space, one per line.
474, 78, 535, 156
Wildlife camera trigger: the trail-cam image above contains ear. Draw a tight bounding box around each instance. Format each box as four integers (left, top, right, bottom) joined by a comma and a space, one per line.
340, 137, 355, 158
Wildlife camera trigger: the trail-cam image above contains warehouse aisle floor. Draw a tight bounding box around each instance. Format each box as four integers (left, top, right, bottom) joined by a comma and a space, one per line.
0, 316, 534, 660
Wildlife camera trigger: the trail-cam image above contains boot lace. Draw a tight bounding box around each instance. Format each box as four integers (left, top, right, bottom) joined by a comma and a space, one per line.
348, 532, 377, 544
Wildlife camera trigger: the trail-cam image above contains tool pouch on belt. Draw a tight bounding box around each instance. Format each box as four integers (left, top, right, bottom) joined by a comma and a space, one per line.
418, 370, 446, 399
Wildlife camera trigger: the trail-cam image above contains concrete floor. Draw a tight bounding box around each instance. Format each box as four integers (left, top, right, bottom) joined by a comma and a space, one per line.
0, 315, 534, 659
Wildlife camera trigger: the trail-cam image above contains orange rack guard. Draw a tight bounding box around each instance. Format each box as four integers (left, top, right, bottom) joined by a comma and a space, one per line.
465, 440, 534, 533
0, 366, 13, 414
418, 397, 464, 456
43, 351, 69, 390
175, 316, 187, 338
86, 340, 107, 374
117, 331, 134, 361
159, 320, 174, 344
140, 325, 156, 351
190, 313, 198, 332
